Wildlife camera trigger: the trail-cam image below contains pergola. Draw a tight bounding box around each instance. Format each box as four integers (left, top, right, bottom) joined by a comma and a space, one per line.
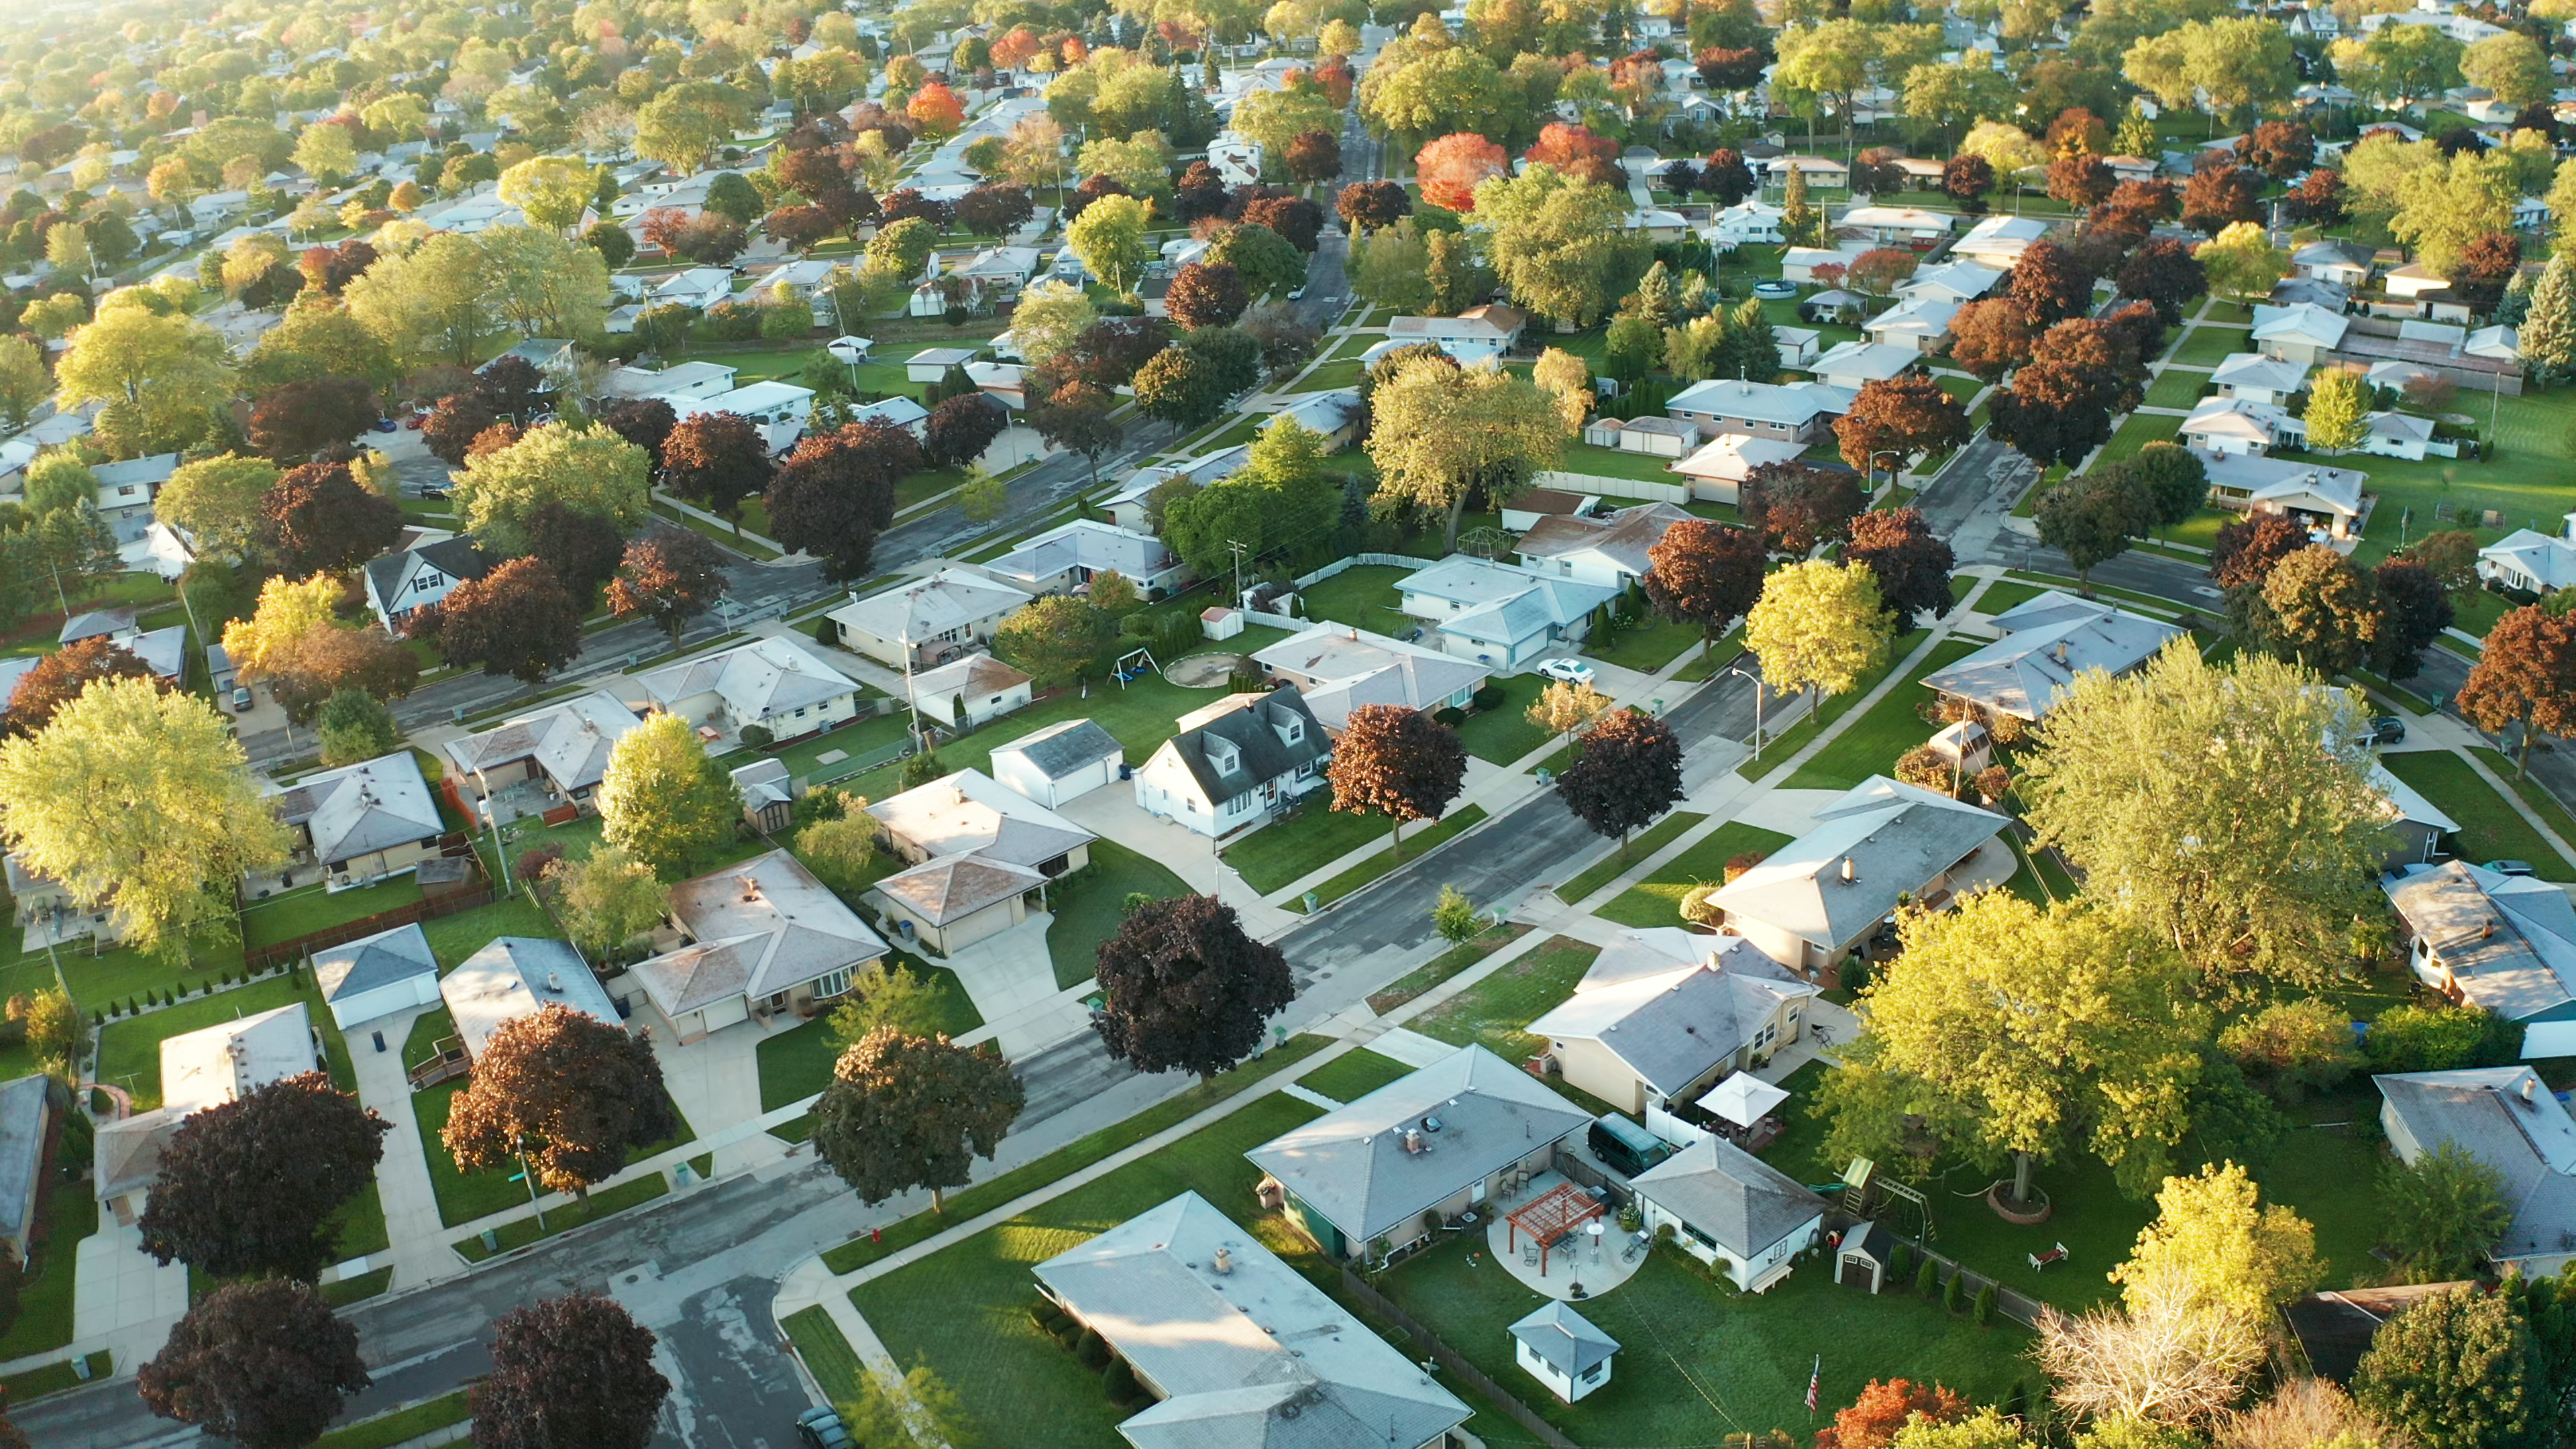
1505, 1182, 1604, 1278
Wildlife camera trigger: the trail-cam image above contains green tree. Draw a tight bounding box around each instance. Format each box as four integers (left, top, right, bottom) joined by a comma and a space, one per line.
1008, 279, 1096, 366
636, 81, 753, 172
1825, 892, 2207, 1204
242, 299, 403, 393
2301, 367, 2370, 453
2193, 221, 2292, 301
1743, 559, 1892, 714
1364, 353, 1564, 549
1432, 883, 1481, 945
293, 120, 358, 183
2035, 469, 2155, 590
451, 422, 653, 555
2462, 32, 2553, 107
2520, 252, 2576, 384
825, 961, 947, 1046
2018, 646, 2390, 990
597, 713, 743, 880
2379, 1142, 2511, 1282
553, 845, 674, 957
315, 689, 401, 768
2110, 1163, 2322, 1328
994, 596, 1110, 690
2353, 1284, 2540, 1449
2390, 150, 2518, 276
343, 231, 495, 368
863, 217, 938, 284
52, 292, 235, 450
796, 807, 882, 897
0, 678, 290, 960
1468, 165, 1654, 327
1066, 193, 1155, 296
21, 451, 93, 519
475, 225, 613, 341
0, 335, 48, 433
813, 1028, 1024, 1212
498, 156, 599, 233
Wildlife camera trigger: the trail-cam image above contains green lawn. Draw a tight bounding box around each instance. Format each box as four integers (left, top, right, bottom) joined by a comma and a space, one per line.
1294, 564, 1415, 633
755, 961, 986, 1111
48, 933, 246, 1015
1453, 675, 1551, 764
1558, 811, 1709, 905
238, 877, 426, 951
413, 1079, 696, 1228
1295, 1047, 1418, 1104
1595, 821, 1800, 929
2171, 325, 2250, 366
1046, 840, 1191, 990
2380, 750, 2576, 880
1291, 806, 1489, 912
1971, 580, 2051, 617
94, 974, 357, 1112
2143, 369, 2211, 409
782, 1307, 871, 1428
1558, 441, 1689, 485
765, 710, 915, 786
2471, 747, 2576, 847
1287, 358, 1366, 392
2339, 391, 2576, 604
1365, 924, 1532, 1015
0, 1183, 95, 1357
1783, 637, 1980, 792
2092, 412, 2185, 466
1409, 935, 1601, 1071
1738, 642, 1914, 783
1588, 614, 1705, 672
1222, 800, 1399, 894
315, 1390, 472, 1449
0, 1352, 115, 1407
421, 892, 561, 970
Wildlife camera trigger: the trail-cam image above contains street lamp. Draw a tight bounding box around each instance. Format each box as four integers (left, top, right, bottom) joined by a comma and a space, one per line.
1725, 663, 1767, 760
1869, 447, 1907, 496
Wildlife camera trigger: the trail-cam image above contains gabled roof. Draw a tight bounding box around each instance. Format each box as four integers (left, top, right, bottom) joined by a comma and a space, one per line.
1672, 433, 1808, 483
634, 636, 859, 719
868, 768, 1097, 868
828, 568, 1031, 643
1632, 1136, 1827, 1257
986, 520, 1175, 586
642, 849, 891, 1010
1525, 955, 1817, 1096
95, 1002, 318, 1202
1899, 260, 2004, 301
1252, 624, 1489, 731
268, 752, 444, 866
993, 718, 1123, 781
442, 938, 614, 1059
1034, 1192, 1470, 1449
1399, 556, 1619, 649
2481, 527, 2576, 590
311, 922, 437, 1005
1865, 296, 1959, 339
1807, 340, 1917, 383
2183, 394, 2293, 445
2253, 301, 2351, 349
1244, 1044, 1592, 1245
2377, 1066, 2576, 1266
2196, 449, 2367, 518
363, 534, 494, 606
1708, 777, 2006, 953
443, 690, 641, 795
1921, 592, 2188, 720
1511, 1301, 1620, 1378
912, 652, 1032, 700
1148, 688, 1330, 808
1666, 378, 1852, 425
1512, 502, 1696, 578
2210, 352, 2312, 395
2384, 861, 2576, 1022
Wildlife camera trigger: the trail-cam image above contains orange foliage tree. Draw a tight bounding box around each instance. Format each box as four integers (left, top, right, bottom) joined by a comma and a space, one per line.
1415, 132, 1507, 213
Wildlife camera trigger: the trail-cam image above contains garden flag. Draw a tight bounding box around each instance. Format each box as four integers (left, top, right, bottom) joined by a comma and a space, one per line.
1806, 1356, 1821, 1413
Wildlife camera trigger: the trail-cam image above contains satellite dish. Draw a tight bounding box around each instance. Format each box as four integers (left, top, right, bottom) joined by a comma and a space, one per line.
825, 335, 873, 364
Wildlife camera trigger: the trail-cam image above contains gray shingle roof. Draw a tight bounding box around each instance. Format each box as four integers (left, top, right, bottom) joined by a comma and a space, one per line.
0, 1075, 47, 1247
2385, 861, 2576, 1022
639, 849, 890, 1011
362, 535, 491, 608
993, 718, 1122, 782
2377, 1067, 2576, 1267
1708, 777, 2006, 954
311, 922, 438, 1004
1509, 1301, 1619, 1377
1525, 962, 1815, 1097
270, 752, 445, 867
1155, 690, 1329, 810
1631, 1136, 1827, 1258
1923, 592, 2187, 720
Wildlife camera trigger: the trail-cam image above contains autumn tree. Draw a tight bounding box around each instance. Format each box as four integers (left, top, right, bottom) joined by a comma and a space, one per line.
598, 712, 742, 880
139, 1280, 370, 1449
1336, 179, 1411, 233
1745, 561, 1893, 714
814, 1028, 1024, 1210
2047, 153, 2116, 209
1942, 153, 1994, 213
1526, 680, 1615, 750
423, 390, 499, 466
1741, 464, 1866, 555
659, 411, 775, 530
1167, 260, 1250, 330
2255, 544, 2383, 675
2017, 645, 2390, 989
1415, 132, 1509, 211
1645, 518, 1768, 654
1, 636, 156, 737
606, 531, 730, 647
1556, 709, 1684, 856
0, 678, 288, 959
1091, 894, 1296, 1080
1947, 299, 2038, 381
2116, 239, 2207, 326
261, 460, 401, 576
139, 1072, 389, 1281
473, 1291, 671, 1449
2037, 1270, 2266, 1431
1847, 508, 1957, 630
925, 392, 1010, 469
1835, 374, 1971, 484
247, 378, 382, 462
767, 420, 915, 582
1825, 1380, 1971, 1449
2236, 121, 2317, 180
2373, 558, 2455, 683
522, 501, 629, 600
1365, 352, 1563, 550
2459, 604, 2576, 776
2210, 511, 2308, 592
444, 1003, 678, 1196
437, 557, 584, 684
2009, 240, 2097, 327
2182, 160, 2265, 235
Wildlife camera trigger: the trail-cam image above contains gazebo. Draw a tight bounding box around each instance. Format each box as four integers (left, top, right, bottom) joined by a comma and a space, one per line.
1505, 1181, 1605, 1278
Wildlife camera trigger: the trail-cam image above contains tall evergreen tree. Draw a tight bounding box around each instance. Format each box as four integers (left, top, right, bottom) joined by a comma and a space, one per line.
2522, 253, 2576, 383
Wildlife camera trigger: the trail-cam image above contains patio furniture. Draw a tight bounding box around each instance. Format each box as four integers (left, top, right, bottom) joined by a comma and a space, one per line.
1507, 1183, 1606, 1280
1525, 1243, 1539, 1267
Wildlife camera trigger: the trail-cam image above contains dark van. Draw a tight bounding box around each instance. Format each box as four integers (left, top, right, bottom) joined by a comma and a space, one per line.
1589, 1113, 1672, 1177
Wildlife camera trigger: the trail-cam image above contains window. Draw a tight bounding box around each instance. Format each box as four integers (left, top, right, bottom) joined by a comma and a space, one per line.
813, 967, 852, 998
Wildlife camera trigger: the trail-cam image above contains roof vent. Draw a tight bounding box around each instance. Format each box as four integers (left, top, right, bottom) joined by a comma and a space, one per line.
1840, 856, 1857, 884
545, 971, 564, 992
2525, 1075, 2539, 1104
1421, 1115, 1444, 1134
1214, 1246, 1233, 1275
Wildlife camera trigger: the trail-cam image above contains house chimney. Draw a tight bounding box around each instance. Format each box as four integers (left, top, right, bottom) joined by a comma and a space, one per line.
1840, 856, 1856, 883
1404, 1127, 1425, 1155
2053, 639, 2070, 665
1214, 1246, 1233, 1275
2525, 1075, 2539, 1103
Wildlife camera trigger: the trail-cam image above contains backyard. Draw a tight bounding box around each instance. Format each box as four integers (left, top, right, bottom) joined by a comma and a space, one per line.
1292, 564, 1415, 633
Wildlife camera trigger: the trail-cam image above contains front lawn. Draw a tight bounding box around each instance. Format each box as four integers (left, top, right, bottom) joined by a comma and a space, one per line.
1293, 806, 1489, 911
1595, 821, 1799, 928
1739, 642, 1914, 783
2379, 750, 2576, 879
0, 1182, 95, 1357
1296, 1047, 1418, 1104
2143, 369, 2210, 409
1222, 800, 1397, 894
2171, 325, 2249, 366
1557, 810, 1709, 905
1783, 636, 1980, 792
1046, 840, 1191, 989
1453, 675, 1551, 764
1588, 614, 1705, 672
1366, 924, 1532, 1015
2092, 412, 2184, 466
755, 959, 986, 1111
1409, 935, 1601, 1071
1293, 564, 1415, 633
413, 1079, 696, 1228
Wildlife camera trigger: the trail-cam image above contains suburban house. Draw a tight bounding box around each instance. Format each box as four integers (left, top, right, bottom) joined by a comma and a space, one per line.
1707, 199, 1785, 246
1384, 304, 1526, 364
2284, 1283, 2467, 1387
441, 691, 645, 826
853, 396, 931, 438
983, 520, 1190, 598
828, 569, 1033, 669
1862, 296, 1958, 353
659, 380, 816, 453
633, 635, 865, 746
1897, 260, 2004, 305
1396, 555, 1619, 670
2368, 762, 2463, 869
1923, 590, 2188, 721
1671, 434, 1809, 503
311, 921, 442, 1029
602, 360, 739, 402
442, 936, 617, 1061
2294, 239, 2376, 287
361, 533, 492, 630
1524, 928, 1819, 1116
650, 266, 735, 309
267, 751, 448, 889
963, 360, 1028, 409
1247, 1044, 1593, 1260
2181, 395, 2302, 456
0, 1075, 49, 1259
1032, 1191, 1473, 1449
1132, 688, 1332, 838
1664, 379, 1853, 443
1579, 415, 1702, 458
87, 453, 176, 543
991, 719, 1124, 810
1265, 388, 1365, 451
627, 850, 891, 1040
865, 769, 1097, 953
905, 345, 979, 383
1511, 1303, 1621, 1405
2251, 303, 2352, 362
96, 1003, 321, 1223
2359, 411, 2437, 460
1512, 502, 1695, 589
2383, 861, 2576, 1055
2200, 451, 2369, 541
55, 607, 187, 684
1950, 214, 2049, 268
1630, 1138, 1829, 1293
1501, 487, 1599, 533
1703, 777, 2011, 981
2479, 515, 2576, 594
1252, 624, 1489, 732
2377, 1065, 2576, 1275
2210, 353, 2312, 406
1807, 340, 1919, 390
1839, 205, 1953, 246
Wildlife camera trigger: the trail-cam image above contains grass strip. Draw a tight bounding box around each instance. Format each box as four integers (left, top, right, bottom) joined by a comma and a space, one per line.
2471, 747, 2576, 851
1556, 811, 1708, 904
1287, 806, 1488, 912
454, 1173, 671, 1262
1365, 923, 1531, 1015
782, 1305, 872, 1413
769, 1114, 815, 1143
1737, 648, 1911, 783
322, 1267, 394, 1308
816, 1034, 1330, 1274
317, 1390, 473, 1449
0, 1350, 111, 1405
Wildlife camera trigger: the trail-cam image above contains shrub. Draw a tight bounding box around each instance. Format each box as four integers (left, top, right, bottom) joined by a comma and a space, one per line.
740, 723, 775, 749
1102, 1356, 1142, 1404
1974, 1280, 1998, 1326
0, 1020, 24, 1050
1680, 883, 1723, 928
1723, 851, 1768, 883
813, 618, 837, 645
2365, 1003, 2493, 1074
1028, 1297, 1069, 1334
1075, 1326, 1110, 1368
1470, 684, 1507, 712
1433, 706, 1466, 728
1888, 1242, 1913, 1281
706, 300, 763, 341
1943, 1269, 1965, 1314
1974, 765, 2010, 803
1916, 1257, 1940, 1298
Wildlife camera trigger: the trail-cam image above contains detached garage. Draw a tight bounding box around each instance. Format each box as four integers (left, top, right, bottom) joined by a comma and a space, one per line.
991, 719, 1123, 810
311, 922, 442, 1028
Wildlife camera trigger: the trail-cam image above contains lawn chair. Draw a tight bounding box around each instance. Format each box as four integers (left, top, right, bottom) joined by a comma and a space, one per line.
1524, 1243, 1539, 1267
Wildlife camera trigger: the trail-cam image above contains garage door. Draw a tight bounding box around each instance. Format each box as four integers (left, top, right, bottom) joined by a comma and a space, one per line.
700, 996, 751, 1033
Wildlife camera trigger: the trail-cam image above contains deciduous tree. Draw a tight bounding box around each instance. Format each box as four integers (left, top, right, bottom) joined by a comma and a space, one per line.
1469, 164, 1654, 327
1337, 179, 1411, 232
2181, 160, 2263, 235
1645, 517, 1767, 651
139, 1072, 388, 1282
1825, 1380, 1970, 1449
437, 557, 584, 684
2116, 239, 2206, 326
2256, 543, 2383, 675
2379, 1142, 2510, 1282
1741, 463, 1866, 555
2210, 511, 2308, 592
472, 1291, 670, 1449
598, 712, 741, 880
2352, 1285, 2540, 1449
522, 500, 630, 600
445, 1002, 678, 1195
1947, 299, 2037, 380
1329, 702, 1468, 859
246, 378, 382, 462
2194, 221, 2292, 301
1744, 559, 1892, 712
2110, 1163, 2322, 1330
1167, 260, 1250, 330
1091, 894, 1296, 1079
2373, 557, 2455, 682
2300, 367, 2371, 453
317, 689, 402, 767
451, 423, 653, 555
767, 421, 914, 582
2037, 1267, 2266, 1430
2459, 604, 2576, 776
260, 460, 401, 576
659, 411, 774, 528
814, 1028, 1024, 1210
606, 531, 730, 647
1, 637, 157, 737
1555, 708, 1684, 855
2008, 239, 2096, 327
1847, 508, 1957, 629
1414, 133, 1511, 213
1364, 353, 1563, 550
155, 454, 278, 563
139, 1279, 370, 1449
1835, 374, 1970, 482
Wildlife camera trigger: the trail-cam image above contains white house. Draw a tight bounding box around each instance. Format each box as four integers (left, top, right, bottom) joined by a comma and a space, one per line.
828, 568, 1034, 669
629, 849, 891, 1040
904, 345, 979, 382
1631, 1138, 1829, 1293
990, 719, 1124, 809
1665, 378, 1851, 443
1706, 199, 1785, 246
632, 635, 865, 745
311, 922, 443, 1029
1383, 305, 1527, 364
1923, 590, 2188, 721
2182, 394, 2302, 456
982, 520, 1190, 598
1133, 688, 1332, 837
2480, 515, 2576, 594
1578, 415, 1701, 458
2199, 449, 2368, 541
853, 395, 931, 438
909, 653, 1034, 728
91, 453, 177, 543
1808, 340, 1919, 391
1670, 433, 1808, 504
1511, 1303, 1621, 1405
1397, 555, 1619, 671
94, 1004, 321, 1224
361, 534, 492, 629
867, 769, 1097, 954
2293, 239, 2375, 288
602, 360, 739, 402
1897, 260, 2004, 305
652, 266, 737, 310
267, 751, 448, 888
2209, 353, 2312, 406
2360, 410, 2436, 461
442, 936, 616, 1061
1513, 502, 1695, 588
1950, 215, 2049, 268
1267, 388, 1366, 452
1839, 205, 1953, 246
1524, 929, 1817, 1116
660, 380, 815, 453
2251, 302, 2351, 362
1252, 623, 1489, 731
1862, 296, 1959, 354
441, 691, 643, 826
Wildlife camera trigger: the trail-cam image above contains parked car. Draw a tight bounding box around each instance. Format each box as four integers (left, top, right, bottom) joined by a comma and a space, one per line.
2365, 715, 2406, 745
1588, 1112, 1672, 1177
1287, 286, 1306, 300
1535, 657, 1597, 686
1752, 279, 1799, 299
230, 685, 253, 713
372, 415, 398, 433
796, 1406, 853, 1449
2489, 859, 2537, 877
402, 411, 429, 429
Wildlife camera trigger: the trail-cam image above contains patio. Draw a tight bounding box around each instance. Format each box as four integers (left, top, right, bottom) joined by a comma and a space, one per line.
1482, 1171, 1648, 1301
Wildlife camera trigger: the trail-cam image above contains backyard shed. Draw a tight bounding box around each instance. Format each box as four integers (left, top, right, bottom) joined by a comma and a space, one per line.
1835, 1218, 1893, 1292
311, 922, 442, 1029
1509, 1301, 1621, 1404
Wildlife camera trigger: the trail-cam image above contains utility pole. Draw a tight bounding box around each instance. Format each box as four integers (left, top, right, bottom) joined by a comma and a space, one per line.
1227, 538, 1249, 609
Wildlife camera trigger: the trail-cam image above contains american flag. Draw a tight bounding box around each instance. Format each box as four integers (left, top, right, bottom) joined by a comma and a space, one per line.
1805, 1356, 1821, 1413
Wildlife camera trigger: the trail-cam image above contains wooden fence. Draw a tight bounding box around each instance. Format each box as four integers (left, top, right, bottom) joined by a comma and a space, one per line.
241, 868, 498, 973
1334, 1267, 1578, 1449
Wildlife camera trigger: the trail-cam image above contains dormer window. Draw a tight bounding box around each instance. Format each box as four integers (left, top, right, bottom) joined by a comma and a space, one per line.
1275, 716, 1303, 746
1208, 737, 1239, 775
